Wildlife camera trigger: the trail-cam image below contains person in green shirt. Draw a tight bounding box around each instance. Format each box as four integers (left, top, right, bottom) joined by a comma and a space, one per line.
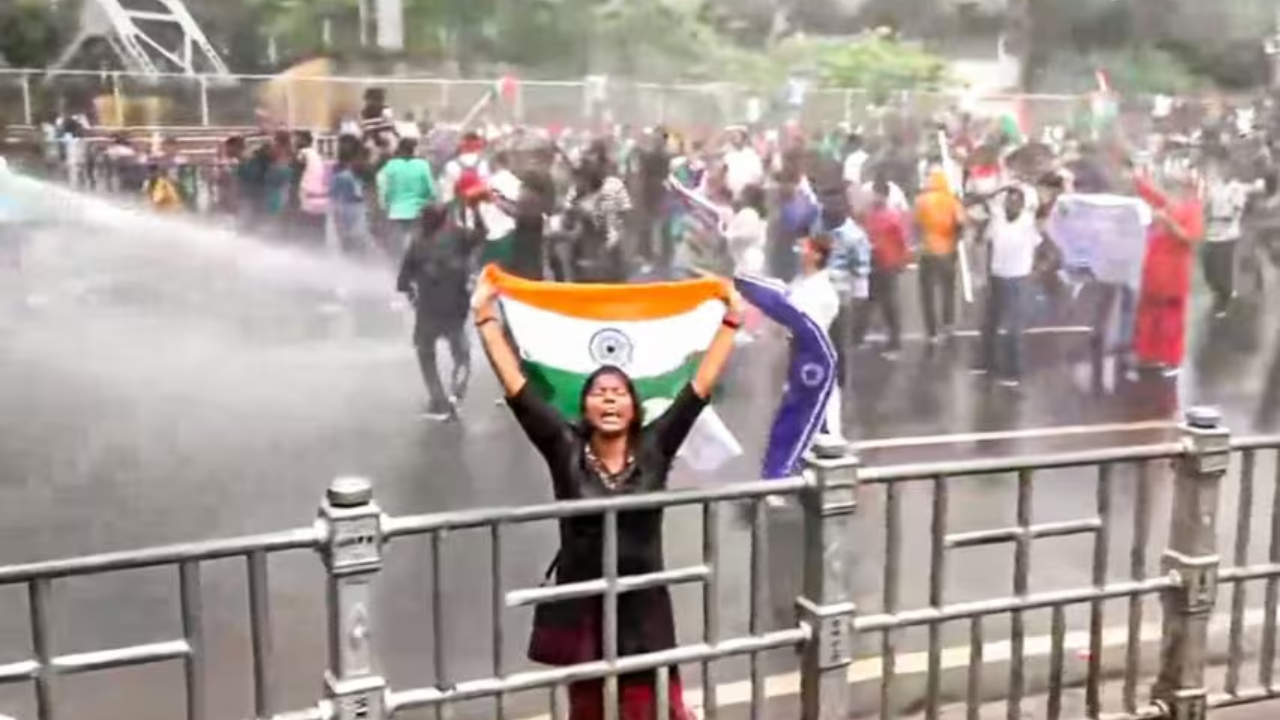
377, 137, 438, 255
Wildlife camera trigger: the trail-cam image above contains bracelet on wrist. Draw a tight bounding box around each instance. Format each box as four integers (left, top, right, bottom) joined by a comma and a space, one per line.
475, 314, 499, 328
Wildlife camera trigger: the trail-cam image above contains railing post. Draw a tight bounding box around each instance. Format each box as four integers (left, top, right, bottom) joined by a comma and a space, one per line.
1153, 407, 1229, 720
112, 72, 125, 127
198, 76, 210, 127
319, 476, 387, 720
21, 71, 33, 126
798, 438, 859, 720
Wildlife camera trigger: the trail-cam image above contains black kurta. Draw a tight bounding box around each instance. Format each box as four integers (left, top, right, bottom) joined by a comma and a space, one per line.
506, 382, 708, 666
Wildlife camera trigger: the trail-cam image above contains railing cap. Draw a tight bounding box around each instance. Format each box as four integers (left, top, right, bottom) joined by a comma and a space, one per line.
1184, 407, 1222, 430
811, 435, 850, 459
327, 476, 373, 507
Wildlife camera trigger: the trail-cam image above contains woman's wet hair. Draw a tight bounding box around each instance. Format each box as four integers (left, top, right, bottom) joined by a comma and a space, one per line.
577, 365, 644, 442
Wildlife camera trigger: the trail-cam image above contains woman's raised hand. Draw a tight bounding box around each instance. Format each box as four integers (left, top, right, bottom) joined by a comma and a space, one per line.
471, 277, 498, 313
725, 283, 746, 317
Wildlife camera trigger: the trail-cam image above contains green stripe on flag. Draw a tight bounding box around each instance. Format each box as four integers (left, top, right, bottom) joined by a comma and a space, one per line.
523, 355, 703, 422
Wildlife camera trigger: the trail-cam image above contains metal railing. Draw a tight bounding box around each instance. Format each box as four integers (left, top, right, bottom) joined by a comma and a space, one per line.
0, 68, 1186, 132
0, 409, 1277, 720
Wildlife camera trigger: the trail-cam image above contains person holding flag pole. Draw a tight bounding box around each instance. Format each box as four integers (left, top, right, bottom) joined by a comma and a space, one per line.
470, 269, 742, 720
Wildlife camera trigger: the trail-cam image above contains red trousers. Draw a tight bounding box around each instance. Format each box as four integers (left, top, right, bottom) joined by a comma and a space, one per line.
1132, 293, 1187, 367
568, 674, 691, 720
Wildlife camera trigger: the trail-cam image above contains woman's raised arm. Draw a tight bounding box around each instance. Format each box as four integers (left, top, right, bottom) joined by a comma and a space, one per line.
690, 282, 745, 399
472, 279, 527, 397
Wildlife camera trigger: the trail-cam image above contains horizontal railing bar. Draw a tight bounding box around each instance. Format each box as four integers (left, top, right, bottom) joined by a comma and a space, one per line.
855, 420, 1176, 451
384, 478, 811, 537
0, 67, 597, 85
1116, 706, 1169, 720
387, 628, 808, 710
855, 443, 1184, 483
238, 707, 327, 720
507, 565, 711, 607
951, 325, 1094, 338
52, 640, 190, 674
855, 577, 1173, 632
1208, 687, 1280, 709
1220, 563, 1280, 583
0, 526, 321, 584
946, 518, 1101, 549
1231, 435, 1280, 451
0, 660, 39, 684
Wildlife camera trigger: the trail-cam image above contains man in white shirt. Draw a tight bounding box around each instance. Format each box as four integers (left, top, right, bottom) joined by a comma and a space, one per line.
1202, 165, 1254, 317
789, 234, 843, 440
722, 128, 764, 202
979, 186, 1039, 388
439, 132, 491, 205
842, 133, 869, 187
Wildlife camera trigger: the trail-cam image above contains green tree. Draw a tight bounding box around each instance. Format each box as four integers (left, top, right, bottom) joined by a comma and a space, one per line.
0, 0, 63, 68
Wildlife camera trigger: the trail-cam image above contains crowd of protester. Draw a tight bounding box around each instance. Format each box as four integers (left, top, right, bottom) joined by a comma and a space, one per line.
21, 86, 1280, 415
18, 85, 1280, 720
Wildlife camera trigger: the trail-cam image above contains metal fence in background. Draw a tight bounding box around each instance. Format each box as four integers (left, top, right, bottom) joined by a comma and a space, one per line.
0, 409, 1277, 720
0, 68, 1176, 133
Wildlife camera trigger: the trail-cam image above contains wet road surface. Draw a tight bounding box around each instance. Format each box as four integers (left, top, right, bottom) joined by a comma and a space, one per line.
1, 186, 1279, 720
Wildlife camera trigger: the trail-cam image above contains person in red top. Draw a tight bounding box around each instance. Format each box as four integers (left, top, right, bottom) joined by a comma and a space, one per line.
852, 179, 909, 357
1130, 168, 1204, 376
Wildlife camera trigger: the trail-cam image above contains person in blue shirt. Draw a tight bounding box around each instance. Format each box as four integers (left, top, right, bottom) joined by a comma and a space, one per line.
330, 136, 375, 257
817, 201, 870, 392
771, 169, 818, 281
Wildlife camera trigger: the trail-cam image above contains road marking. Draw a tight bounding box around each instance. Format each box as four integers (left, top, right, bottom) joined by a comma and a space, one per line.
511, 609, 1271, 720
855, 420, 1175, 451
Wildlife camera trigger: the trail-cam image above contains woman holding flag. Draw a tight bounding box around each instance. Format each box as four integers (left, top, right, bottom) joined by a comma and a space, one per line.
471, 272, 743, 720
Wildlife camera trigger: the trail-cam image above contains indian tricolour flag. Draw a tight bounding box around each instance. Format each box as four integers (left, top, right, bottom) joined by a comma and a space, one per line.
485, 265, 743, 472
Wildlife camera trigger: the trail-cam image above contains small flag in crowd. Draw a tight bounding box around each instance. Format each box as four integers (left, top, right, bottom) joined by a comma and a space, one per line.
734, 274, 838, 481
665, 174, 729, 236
485, 265, 743, 472
498, 74, 520, 103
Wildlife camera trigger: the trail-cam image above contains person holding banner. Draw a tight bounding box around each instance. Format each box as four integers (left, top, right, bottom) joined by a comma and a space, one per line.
794, 232, 843, 437
1130, 169, 1204, 377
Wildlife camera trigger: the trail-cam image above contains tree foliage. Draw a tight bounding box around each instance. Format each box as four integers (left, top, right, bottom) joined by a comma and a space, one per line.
1026, 0, 1274, 91
713, 31, 950, 95
814, 33, 950, 92
0, 0, 62, 69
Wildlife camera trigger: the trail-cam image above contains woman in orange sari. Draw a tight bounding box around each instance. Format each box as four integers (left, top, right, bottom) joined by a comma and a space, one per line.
1130, 169, 1204, 377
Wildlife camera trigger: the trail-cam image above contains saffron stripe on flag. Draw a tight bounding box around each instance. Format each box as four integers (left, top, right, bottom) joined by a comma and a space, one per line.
485, 264, 725, 321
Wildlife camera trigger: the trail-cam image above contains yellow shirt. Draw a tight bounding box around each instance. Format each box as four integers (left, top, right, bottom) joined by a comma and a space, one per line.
914, 189, 964, 256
